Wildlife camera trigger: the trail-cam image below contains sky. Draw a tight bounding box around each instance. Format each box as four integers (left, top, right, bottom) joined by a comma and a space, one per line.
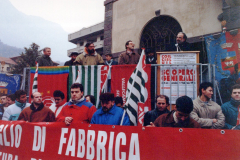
9, 0, 105, 33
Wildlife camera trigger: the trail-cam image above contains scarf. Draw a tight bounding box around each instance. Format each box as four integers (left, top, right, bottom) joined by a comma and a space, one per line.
70, 96, 85, 104
15, 100, 26, 110
230, 98, 240, 107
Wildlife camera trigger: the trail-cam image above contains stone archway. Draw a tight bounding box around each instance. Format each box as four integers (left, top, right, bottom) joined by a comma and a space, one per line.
140, 15, 182, 52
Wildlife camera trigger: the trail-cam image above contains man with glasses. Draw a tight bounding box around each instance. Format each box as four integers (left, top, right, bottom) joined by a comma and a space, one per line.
144, 95, 170, 126
74, 42, 104, 65
118, 40, 140, 65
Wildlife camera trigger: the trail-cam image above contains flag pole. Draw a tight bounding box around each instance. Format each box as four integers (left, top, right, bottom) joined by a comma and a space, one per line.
120, 49, 145, 126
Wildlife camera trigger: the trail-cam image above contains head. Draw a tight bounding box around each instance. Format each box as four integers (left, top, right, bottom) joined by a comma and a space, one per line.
156, 95, 169, 112
0, 95, 7, 105
7, 94, 15, 106
31, 92, 42, 105
199, 82, 213, 100
125, 40, 134, 51
43, 47, 51, 56
146, 48, 155, 58
53, 90, 65, 105
100, 93, 115, 112
15, 90, 27, 104
176, 32, 187, 44
175, 96, 193, 123
85, 42, 95, 54
115, 96, 123, 108
85, 95, 96, 106
105, 54, 113, 61
70, 83, 84, 101
231, 84, 240, 101
70, 52, 79, 61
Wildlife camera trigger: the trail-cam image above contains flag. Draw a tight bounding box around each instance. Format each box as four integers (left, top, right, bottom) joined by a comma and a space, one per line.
122, 49, 148, 126
69, 65, 110, 108
29, 66, 69, 107
32, 62, 38, 93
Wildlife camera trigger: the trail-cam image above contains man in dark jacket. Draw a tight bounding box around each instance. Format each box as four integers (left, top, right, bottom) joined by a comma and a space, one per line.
105, 53, 118, 65
37, 47, 55, 66
175, 32, 191, 51
18, 92, 55, 122
150, 96, 200, 128
144, 95, 170, 126
221, 84, 240, 129
64, 52, 79, 66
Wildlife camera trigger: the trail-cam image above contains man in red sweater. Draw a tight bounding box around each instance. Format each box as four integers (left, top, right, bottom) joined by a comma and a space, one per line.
56, 83, 96, 125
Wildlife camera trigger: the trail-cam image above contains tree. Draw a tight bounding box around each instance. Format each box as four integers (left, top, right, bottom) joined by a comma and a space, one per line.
11, 43, 42, 74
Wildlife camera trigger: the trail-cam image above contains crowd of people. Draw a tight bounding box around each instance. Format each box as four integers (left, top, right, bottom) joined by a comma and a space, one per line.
36, 32, 191, 67
0, 81, 240, 130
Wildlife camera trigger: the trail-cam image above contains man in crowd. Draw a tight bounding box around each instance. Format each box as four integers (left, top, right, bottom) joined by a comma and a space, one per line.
190, 82, 225, 129
0, 94, 8, 111
74, 42, 104, 65
118, 40, 140, 65
175, 32, 191, 51
56, 83, 96, 125
64, 52, 79, 66
90, 93, 130, 125
2, 90, 30, 121
85, 95, 96, 106
7, 94, 15, 106
37, 47, 54, 66
144, 95, 170, 126
18, 92, 55, 122
105, 53, 118, 65
150, 96, 200, 128
221, 84, 240, 129
115, 96, 123, 108
146, 48, 156, 64
49, 90, 66, 117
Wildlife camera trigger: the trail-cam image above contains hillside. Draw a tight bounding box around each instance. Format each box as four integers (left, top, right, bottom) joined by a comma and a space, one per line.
0, 40, 24, 57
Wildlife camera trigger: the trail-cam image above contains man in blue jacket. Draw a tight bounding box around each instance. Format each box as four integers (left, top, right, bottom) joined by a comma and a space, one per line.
91, 93, 130, 125
221, 84, 240, 129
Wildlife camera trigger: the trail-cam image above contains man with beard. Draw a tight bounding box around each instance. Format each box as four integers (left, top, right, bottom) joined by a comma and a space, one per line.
175, 32, 191, 51
144, 95, 170, 126
56, 83, 96, 125
221, 84, 240, 129
90, 93, 130, 125
2, 90, 30, 121
64, 52, 79, 66
190, 82, 225, 129
18, 92, 55, 122
118, 40, 140, 65
74, 43, 104, 65
150, 96, 200, 128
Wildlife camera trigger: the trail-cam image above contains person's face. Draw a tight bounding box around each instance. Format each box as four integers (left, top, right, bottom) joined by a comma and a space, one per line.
101, 100, 114, 112
176, 33, 185, 44
175, 111, 189, 122
156, 97, 168, 112
148, 53, 154, 57
33, 92, 42, 105
202, 87, 213, 100
44, 48, 51, 56
54, 97, 63, 105
231, 89, 240, 101
87, 44, 95, 53
126, 42, 135, 50
7, 97, 14, 105
71, 54, 78, 61
1, 96, 7, 104
106, 55, 112, 61
16, 94, 27, 103
71, 88, 83, 101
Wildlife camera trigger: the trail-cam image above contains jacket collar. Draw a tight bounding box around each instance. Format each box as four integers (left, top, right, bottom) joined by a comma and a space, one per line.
164, 111, 176, 124
99, 104, 116, 115
30, 102, 44, 111
197, 97, 212, 107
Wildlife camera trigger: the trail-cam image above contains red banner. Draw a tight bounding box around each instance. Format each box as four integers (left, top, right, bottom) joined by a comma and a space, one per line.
111, 65, 152, 111
30, 67, 69, 107
0, 120, 240, 160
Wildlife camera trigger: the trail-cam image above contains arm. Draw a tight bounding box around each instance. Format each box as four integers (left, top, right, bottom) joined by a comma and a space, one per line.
118, 53, 124, 65
74, 55, 82, 65
17, 111, 26, 121
212, 109, 225, 129
2, 108, 11, 121
190, 108, 213, 127
97, 55, 104, 65
90, 113, 96, 124
221, 104, 234, 129
87, 106, 97, 123
49, 111, 56, 122
143, 112, 151, 126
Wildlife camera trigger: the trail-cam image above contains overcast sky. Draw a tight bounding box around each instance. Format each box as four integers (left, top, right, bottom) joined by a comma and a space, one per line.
9, 0, 105, 33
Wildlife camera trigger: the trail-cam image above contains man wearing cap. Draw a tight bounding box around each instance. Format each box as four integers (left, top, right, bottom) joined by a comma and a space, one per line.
105, 53, 118, 65
149, 96, 200, 128
64, 52, 79, 66
74, 42, 104, 65
90, 93, 130, 125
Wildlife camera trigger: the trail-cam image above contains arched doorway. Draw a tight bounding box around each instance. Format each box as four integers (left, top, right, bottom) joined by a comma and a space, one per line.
140, 15, 182, 52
